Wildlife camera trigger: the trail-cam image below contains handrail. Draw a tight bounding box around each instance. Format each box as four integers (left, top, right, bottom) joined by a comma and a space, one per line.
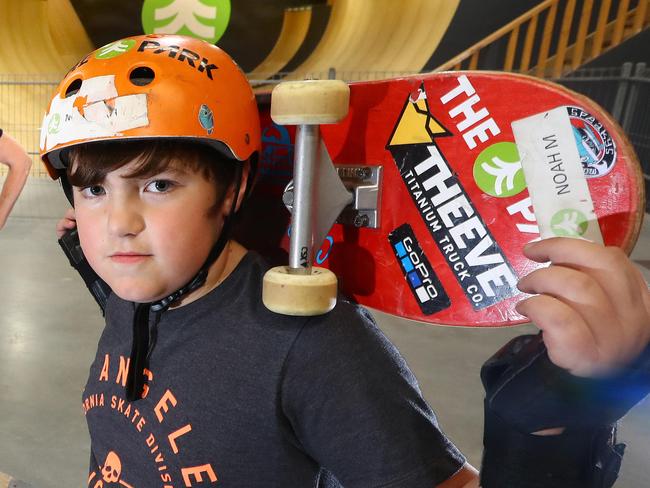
435, 0, 650, 77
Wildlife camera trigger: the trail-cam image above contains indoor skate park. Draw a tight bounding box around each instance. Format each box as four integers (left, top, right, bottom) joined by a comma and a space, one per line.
1, 0, 650, 486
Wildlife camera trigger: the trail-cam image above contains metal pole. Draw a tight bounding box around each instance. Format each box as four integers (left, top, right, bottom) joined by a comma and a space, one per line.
621, 62, 646, 133
611, 62, 633, 122
289, 124, 319, 273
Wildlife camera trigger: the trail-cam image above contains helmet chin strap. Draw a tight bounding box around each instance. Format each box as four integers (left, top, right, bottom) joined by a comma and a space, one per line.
125, 164, 244, 401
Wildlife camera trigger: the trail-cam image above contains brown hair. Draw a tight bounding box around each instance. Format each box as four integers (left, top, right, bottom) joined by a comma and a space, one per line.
65, 139, 238, 210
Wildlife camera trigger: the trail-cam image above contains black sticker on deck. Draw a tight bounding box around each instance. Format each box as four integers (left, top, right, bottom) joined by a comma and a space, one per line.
388, 144, 519, 309
388, 224, 451, 315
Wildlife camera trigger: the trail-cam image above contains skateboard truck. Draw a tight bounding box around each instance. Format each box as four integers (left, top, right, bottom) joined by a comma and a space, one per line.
282, 164, 382, 229
262, 80, 353, 316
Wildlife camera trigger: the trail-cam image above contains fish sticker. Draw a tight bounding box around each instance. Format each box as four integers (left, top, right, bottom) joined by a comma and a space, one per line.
199, 104, 214, 135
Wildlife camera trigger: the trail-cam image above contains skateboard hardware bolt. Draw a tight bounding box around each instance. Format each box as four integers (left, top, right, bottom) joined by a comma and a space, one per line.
356, 167, 371, 180
353, 214, 370, 228
282, 190, 294, 212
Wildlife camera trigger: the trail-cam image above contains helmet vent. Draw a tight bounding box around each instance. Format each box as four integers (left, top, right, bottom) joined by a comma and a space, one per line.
129, 67, 155, 86
64, 79, 83, 98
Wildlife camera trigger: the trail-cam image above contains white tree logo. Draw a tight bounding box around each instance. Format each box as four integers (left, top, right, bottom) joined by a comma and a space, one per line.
551, 209, 588, 237
480, 156, 523, 196
141, 0, 231, 43
95, 39, 136, 60
473, 142, 527, 198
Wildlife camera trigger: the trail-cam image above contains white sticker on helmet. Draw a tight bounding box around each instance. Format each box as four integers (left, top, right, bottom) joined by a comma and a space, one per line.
40, 75, 149, 152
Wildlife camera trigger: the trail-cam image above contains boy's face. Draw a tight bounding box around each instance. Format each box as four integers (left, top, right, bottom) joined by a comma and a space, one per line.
72, 158, 227, 303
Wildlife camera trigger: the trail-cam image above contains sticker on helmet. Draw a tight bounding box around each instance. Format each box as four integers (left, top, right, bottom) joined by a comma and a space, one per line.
40, 76, 149, 152
198, 105, 214, 135
95, 39, 137, 60
141, 0, 232, 44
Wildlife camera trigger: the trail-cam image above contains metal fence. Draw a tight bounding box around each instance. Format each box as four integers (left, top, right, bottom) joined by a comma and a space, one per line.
0, 74, 60, 177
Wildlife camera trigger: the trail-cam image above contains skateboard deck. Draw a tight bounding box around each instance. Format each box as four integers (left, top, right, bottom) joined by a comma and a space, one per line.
237, 72, 644, 327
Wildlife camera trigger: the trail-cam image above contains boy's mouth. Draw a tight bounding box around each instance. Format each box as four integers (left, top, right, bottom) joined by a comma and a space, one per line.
109, 252, 152, 264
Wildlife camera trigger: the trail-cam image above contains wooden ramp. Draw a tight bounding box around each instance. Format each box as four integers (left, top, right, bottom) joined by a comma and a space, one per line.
248, 7, 312, 81
0, 0, 92, 73
287, 0, 460, 80
0, 0, 92, 175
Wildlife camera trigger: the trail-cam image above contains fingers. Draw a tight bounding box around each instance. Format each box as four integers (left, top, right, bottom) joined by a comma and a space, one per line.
56, 207, 76, 239
523, 238, 643, 315
518, 237, 650, 376
518, 264, 621, 346
516, 294, 599, 376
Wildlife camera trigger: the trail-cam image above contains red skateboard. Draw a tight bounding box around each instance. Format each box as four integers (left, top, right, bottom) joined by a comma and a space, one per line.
237, 72, 644, 327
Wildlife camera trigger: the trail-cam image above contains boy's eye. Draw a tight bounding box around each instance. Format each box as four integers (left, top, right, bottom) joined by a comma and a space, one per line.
146, 180, 174, 193
80, 185, 105, 197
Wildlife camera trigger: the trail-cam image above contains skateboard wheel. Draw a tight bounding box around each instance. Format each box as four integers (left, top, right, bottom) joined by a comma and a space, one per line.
271, 80, 350, 125
262, 266, 338, 316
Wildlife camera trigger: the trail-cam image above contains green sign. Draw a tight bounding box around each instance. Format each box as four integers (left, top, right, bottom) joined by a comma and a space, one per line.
473, 142, 527, 198
142, 0, 231, 44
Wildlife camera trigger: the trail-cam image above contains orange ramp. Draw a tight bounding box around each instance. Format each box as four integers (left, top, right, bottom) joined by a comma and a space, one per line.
248, 7, 312, 81
288, 0, 460, 80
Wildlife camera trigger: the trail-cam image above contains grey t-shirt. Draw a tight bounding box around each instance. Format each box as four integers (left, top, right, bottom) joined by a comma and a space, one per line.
82, 252, 465, 487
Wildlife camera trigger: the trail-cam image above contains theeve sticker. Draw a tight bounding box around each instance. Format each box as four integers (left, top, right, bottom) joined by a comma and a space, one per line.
567, 106, 617, 178
389, 224, 450, 315
387, 85, 519, 310
512, 106, 603, 243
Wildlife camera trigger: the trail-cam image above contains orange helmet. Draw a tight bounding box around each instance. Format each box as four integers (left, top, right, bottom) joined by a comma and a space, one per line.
39, 34, 260, 178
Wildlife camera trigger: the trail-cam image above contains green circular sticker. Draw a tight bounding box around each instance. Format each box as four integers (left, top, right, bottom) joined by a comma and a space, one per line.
141, 0, 231, 44
95, 39, 137, 60
551, 209, 589, 237
473, 142, 527, 198
48, 114, 61, 135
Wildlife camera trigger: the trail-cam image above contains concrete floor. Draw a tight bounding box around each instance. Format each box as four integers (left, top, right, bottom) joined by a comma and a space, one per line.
0, 184, 649, 486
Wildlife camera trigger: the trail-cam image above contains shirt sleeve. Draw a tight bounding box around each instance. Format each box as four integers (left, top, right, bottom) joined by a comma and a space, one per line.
280, 301, 466, 487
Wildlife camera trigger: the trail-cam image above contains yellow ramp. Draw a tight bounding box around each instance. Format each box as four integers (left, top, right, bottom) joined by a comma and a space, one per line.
289, 0, 459, 80
0, 0, 93, 176
249, 7, 312, 80
0, 0, 93, 73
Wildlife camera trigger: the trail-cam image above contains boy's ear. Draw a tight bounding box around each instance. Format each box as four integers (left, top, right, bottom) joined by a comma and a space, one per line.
221, 159, 251, 216
235, 159, 251, 212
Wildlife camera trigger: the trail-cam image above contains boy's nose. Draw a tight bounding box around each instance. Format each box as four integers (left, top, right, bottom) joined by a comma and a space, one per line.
107, 200, 145, 237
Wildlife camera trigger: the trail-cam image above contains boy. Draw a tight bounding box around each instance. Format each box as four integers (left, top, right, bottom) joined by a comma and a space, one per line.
0, 129, 31, 229
42, 35, 650, 487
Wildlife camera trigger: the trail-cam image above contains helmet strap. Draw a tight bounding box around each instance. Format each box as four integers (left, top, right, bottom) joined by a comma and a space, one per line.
126, 163, 244, 401
60, 173, 74, 206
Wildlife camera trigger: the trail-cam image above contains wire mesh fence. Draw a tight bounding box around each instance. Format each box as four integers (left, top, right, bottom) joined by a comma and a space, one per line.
0, 74, 60, 178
